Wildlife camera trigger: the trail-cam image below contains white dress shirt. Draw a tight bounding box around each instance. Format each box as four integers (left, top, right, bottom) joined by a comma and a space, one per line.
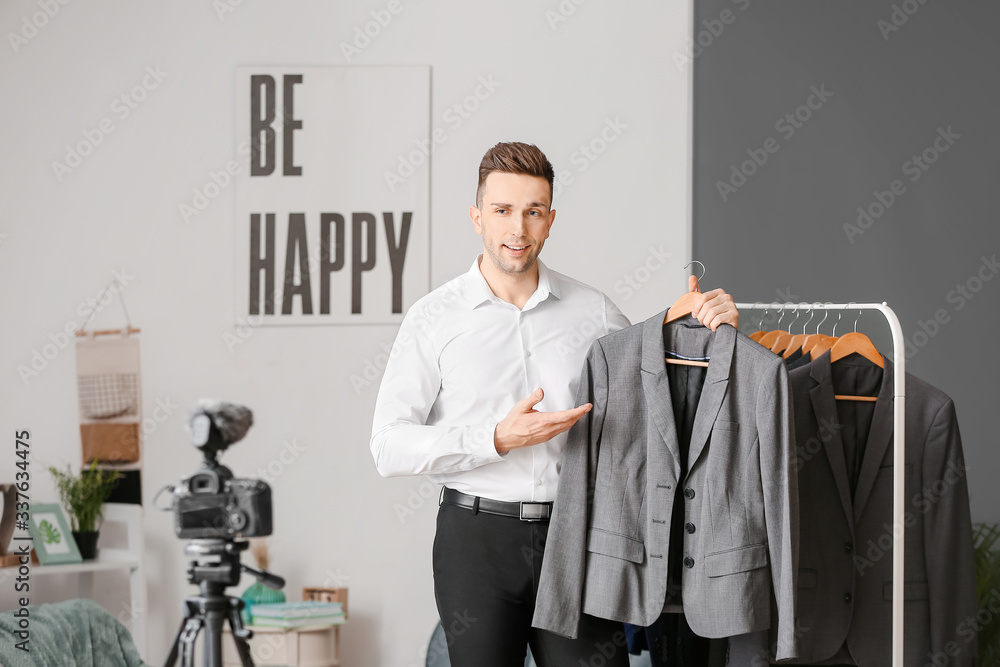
370, 256, 631, 502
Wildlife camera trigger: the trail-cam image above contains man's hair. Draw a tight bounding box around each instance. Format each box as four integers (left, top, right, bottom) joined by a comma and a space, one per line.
476, 142, 555, 209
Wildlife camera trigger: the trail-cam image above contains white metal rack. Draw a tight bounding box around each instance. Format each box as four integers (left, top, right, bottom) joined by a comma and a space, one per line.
734, 302, 906, 667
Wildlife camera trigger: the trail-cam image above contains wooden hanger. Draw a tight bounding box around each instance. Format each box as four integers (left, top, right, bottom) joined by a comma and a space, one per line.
665, 353, 709, 368
804, 308, 840, 360
830, 309, 883, 401
754, 306, 787, 349
782, 334, 809, 358
769, 306, 800, 354
804, 334, 836, 360
770, 332, 795, 355
831, 331, 883, 367
780, 307, 813, 358
664, 261, 710, 367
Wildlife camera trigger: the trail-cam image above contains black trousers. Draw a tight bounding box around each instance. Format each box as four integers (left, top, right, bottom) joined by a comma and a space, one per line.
639, 613, 727, 667
432, 502, 631, 667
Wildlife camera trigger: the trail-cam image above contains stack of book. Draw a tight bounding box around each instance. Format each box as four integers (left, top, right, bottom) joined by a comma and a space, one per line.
250, 601, 346, 629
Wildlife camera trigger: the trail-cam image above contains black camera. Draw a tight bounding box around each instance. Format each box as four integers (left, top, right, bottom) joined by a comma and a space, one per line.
173, 469, 272, 539
169, 400, 273, 539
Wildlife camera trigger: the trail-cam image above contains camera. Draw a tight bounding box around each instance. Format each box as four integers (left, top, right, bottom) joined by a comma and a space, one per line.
173, 469, 272, 539
168, 399, 273, 539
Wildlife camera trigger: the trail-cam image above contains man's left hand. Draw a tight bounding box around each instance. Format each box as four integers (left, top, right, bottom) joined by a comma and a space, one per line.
688, 275, 739, 332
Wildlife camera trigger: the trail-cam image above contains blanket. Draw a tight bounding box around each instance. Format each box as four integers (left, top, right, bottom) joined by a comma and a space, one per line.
0, 598, 150, 667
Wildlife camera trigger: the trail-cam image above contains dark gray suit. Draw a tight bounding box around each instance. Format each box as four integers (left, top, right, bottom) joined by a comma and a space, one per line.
532, 313, 800, 661
783, 351, 977, 666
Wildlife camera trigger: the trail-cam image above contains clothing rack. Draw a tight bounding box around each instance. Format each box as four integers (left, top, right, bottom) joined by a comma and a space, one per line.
734, 302, 906, 667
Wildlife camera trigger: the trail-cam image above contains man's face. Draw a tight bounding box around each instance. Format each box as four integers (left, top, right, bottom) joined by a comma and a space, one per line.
470, 172, 556, 277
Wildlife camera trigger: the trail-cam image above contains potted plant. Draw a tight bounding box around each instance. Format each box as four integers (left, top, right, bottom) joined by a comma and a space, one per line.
975, 523, 1000, 665
46, 460, 121, 560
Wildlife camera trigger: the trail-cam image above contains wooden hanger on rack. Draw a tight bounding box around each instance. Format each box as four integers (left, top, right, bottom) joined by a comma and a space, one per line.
756, 307, 788, 350
797, 305, 825, 358
664, 261, 710, 368
830, 308, 883, 402
802, 308, 837, 360
768, 306, 798, 354
782, 306, 816, 359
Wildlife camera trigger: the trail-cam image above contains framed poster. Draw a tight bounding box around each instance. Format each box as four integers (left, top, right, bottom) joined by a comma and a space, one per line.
234, 66, 431, 325
27, 503, 82, 565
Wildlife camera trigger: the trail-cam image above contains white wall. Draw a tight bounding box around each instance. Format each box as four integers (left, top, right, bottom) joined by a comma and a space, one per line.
0, 1, 692, 664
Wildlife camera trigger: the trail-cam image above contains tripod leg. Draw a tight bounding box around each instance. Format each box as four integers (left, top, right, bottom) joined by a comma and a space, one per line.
163, 617, 188, 667
228, 598, 256, 667
179, 617, 204, 667
164, 600, 202, 667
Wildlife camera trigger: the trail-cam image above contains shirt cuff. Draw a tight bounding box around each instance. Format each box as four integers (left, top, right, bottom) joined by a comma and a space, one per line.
470, 423, 505, 462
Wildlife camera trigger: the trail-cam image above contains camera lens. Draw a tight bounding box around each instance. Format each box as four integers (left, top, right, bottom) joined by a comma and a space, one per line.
228, 510, 247, 531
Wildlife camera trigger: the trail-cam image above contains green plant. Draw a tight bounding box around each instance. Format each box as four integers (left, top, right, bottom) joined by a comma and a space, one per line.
974, 522, 1000, 666
47, 460, 121, 533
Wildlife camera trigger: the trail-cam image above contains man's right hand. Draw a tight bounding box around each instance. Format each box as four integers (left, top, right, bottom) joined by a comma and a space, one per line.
494, 388, 592, 454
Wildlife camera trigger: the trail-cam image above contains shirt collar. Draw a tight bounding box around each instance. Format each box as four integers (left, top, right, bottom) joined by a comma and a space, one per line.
463, 255, 562, 309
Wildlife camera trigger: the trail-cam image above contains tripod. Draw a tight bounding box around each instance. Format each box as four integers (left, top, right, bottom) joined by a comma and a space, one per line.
164, 539, 285, 667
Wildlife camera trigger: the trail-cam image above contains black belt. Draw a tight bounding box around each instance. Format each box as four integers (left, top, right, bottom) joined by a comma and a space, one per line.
439, 487, 553, 522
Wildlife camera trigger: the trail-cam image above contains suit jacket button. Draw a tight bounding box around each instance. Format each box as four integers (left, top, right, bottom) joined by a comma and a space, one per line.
684, 556, 695, 569
685, 522, 696, 534
844, 593, 853, 603
845, 543, 854, 553
684, 488, 696, 500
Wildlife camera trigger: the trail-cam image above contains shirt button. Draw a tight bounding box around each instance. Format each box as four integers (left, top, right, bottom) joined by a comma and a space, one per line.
526, 351, 532, 357
845, 543, 854, 553
684, 557, 695, 569
536, 479, 543, 486
684, 488, 696, 500
844, 593, 852, 604
685, 523, 696, 534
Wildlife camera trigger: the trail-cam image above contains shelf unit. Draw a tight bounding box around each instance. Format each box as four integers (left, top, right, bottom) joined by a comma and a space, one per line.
31, 503, 148, 657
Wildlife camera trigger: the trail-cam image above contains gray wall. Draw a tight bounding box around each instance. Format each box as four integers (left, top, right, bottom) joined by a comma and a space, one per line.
692, 1, 1000, 523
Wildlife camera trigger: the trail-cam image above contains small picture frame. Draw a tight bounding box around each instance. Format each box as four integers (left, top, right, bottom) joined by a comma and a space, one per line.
27, 503, 82, 565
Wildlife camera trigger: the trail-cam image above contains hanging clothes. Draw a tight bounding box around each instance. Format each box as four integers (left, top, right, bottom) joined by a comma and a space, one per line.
785, 348, 814, 371
782, 350, 977, 666
531, 312, 800, 662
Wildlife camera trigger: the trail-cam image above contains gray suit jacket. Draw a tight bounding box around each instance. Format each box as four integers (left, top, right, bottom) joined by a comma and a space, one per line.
532, 312, 799, 661
781, 351, 977, 666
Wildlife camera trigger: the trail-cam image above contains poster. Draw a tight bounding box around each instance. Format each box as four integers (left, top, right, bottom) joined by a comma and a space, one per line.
235, 66, 430, 325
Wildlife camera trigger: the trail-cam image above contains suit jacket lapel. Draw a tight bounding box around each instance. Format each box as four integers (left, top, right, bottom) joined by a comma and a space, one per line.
685, 323, 735, 471
851, 355, 894, 522
808, 352, 855, 524
641, 311, 680, 474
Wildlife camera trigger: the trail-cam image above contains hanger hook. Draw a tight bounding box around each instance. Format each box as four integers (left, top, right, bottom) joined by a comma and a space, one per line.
787, 305, 801, 332
844, 302, 861, 333
802, 305, 815, 335
775, 306, 786, 331
683, 260, 707, 286
753, 302, 767, 331
814, 302, 829, 334
831, 309, 843, 337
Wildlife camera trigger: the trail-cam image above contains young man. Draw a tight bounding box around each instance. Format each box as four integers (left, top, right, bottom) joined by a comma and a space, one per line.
370, 142, 739, 666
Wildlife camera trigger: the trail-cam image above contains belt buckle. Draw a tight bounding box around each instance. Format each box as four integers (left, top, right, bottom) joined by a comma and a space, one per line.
519, 502, 549, 522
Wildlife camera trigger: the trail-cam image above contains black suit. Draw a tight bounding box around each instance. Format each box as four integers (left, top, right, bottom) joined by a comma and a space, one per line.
780, 351, 977, 666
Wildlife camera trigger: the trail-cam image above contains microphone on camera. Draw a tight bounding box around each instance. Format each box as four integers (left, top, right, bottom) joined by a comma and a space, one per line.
188, 399, 254, 452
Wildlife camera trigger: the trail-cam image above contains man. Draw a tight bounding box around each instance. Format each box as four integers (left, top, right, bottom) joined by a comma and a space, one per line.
370, 142, 739, 666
